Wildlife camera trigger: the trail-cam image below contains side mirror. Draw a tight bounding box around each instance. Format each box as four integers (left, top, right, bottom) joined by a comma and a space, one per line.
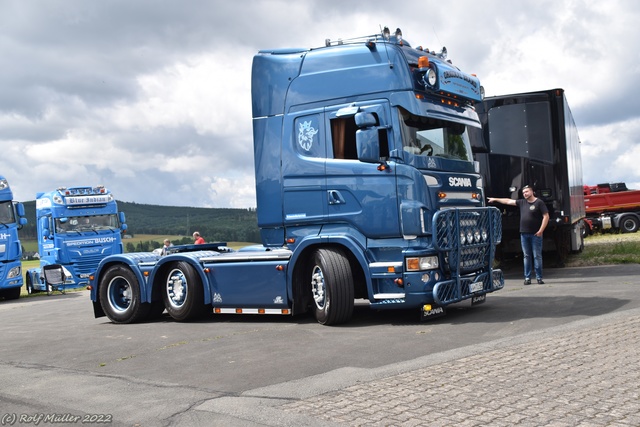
356, 128, 381, 164
119, 212, 127, 231
15, 202, 26, 217
39, 217, 51, 239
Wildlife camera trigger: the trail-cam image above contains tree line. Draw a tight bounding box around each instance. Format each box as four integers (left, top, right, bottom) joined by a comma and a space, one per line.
19, 200, 261, 243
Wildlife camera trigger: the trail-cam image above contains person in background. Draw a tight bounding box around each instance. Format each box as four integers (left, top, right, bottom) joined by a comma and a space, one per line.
488, 185, 549, 285
192, 231, 205, 245
161, 239, 173, 256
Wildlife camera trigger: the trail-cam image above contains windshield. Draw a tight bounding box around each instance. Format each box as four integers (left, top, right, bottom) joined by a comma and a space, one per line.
0, 201, 16, 224
398, 108, 473, 161
55, 214, 119, 234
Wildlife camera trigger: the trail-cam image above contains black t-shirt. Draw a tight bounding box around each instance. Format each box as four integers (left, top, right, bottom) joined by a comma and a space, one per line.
516, 198, 548, 233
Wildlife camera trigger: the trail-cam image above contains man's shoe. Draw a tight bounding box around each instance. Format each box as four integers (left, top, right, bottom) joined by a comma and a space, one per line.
524, 278, 532, 285
537, 279, 545, 284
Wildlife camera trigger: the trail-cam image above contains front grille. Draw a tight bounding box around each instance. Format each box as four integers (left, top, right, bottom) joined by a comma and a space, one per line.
432, 207, 504, 305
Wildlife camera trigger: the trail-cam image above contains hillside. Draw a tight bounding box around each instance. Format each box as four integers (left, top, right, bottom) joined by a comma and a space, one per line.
20, 200, 260, 242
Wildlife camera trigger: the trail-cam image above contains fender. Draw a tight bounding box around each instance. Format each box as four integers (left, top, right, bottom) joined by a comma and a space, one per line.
146, 251, 219, 305
91, 253, 151, 303
287, 229, 373, 299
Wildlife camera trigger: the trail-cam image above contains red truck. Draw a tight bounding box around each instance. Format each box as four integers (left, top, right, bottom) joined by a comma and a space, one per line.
584, 183, 640, 233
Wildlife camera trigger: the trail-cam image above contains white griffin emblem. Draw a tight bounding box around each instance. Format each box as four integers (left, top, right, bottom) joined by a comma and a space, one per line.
298, 121, 318, 151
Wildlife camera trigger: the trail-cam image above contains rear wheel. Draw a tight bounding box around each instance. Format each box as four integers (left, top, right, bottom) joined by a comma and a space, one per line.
99, 265, 149, 324
162, 262, 207, 321
310, 247, 354, 325
620, 215, 639, 233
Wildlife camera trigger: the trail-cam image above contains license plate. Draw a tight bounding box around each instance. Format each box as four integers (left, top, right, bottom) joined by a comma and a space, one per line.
469, 282, 484, 293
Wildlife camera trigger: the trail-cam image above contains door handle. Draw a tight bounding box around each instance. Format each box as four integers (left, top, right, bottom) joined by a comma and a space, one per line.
328, 190, 345, 205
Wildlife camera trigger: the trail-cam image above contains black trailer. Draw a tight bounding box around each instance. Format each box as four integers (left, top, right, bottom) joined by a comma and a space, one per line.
470, 88, 585, 265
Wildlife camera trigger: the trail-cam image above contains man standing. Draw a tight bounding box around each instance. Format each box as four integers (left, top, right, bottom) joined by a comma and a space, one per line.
488, 185, 549, 285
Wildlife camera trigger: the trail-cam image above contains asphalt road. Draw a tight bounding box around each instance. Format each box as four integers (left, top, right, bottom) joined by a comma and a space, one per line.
1, 264, 639, 426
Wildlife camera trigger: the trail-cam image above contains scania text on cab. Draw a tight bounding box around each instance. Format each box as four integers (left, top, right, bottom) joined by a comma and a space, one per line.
90, 27, 504, 325
26, 186, 127, 294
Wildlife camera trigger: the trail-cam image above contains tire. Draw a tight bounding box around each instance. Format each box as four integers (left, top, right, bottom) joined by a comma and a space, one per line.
99, 265, 150, 324
619, 215, 639, 233
26, 277, 34, 295
3, 287, 21, 300
309, 247, 354, 325
162, 261, 207, 322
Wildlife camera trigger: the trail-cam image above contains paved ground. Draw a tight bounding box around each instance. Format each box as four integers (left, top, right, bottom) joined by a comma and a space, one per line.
193, 306, 640, 426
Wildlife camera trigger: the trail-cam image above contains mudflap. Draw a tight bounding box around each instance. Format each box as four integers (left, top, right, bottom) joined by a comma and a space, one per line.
93, 301, 106, 318
420, 305, 446, 321
471, 293, 486, 306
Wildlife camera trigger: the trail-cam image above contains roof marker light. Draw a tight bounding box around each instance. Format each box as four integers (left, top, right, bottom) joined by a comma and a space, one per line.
395, 28, 402, 45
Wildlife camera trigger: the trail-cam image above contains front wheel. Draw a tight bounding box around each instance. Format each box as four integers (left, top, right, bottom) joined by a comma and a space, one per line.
99, 265, 149, 324
2, 287, 21, 300
26, 277, 34, 295
309, 247, 354, 325
162, 261, 207, 322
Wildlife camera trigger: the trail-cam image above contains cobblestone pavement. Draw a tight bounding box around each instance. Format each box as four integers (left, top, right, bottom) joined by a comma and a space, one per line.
278, 311, 640, 426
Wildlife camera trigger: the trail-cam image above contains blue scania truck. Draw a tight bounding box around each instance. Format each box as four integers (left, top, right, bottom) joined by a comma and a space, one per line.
26, 185, 127, 293
90, 27, 504, 325
0, 175, 27, 300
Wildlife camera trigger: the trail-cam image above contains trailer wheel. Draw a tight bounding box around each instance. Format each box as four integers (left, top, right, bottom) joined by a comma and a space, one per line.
99, 265, 149, 324
619, 215, 639, 233
309, 247, 354, 325
162, 262, 207, 322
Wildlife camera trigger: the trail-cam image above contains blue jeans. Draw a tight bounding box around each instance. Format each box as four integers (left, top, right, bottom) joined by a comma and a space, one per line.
520, 233, 543, 280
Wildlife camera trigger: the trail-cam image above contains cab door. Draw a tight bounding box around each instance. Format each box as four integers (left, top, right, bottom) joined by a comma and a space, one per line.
324, 102, 400, 238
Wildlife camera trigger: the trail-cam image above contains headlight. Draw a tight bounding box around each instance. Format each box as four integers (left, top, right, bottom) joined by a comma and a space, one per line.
8, 266, 21, 278
406, 256, 439, 271
426, 68, 437, 86
460, 231, 466, 245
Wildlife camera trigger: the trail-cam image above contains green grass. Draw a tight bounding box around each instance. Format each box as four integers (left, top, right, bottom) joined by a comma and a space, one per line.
565, 232, 640, 267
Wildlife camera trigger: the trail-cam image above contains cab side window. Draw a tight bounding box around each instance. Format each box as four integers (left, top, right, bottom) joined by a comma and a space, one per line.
331, 114, 389, 160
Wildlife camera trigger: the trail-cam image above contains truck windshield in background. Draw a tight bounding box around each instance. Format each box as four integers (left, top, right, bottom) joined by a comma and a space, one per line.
0, 200, 17, 224
55, 214, 121, 234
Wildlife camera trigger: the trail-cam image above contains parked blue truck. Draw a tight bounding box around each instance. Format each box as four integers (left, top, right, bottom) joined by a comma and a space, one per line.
90, 27, 504, 325
0, 175, 27, 300
26, 185, 127, 294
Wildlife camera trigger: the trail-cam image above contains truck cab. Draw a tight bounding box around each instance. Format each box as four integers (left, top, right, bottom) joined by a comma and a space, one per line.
26, 186, 127, 293
0, 176, 27, 300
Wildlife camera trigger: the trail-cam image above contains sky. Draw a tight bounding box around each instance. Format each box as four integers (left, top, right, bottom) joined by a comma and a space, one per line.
1, 0, 639, 208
